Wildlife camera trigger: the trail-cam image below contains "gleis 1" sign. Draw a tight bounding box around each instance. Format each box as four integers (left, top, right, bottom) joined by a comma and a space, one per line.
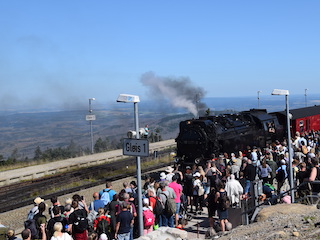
123, 138, 149, 157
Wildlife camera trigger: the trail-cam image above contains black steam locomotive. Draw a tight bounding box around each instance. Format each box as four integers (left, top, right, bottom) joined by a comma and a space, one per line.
175, 109, 284, 166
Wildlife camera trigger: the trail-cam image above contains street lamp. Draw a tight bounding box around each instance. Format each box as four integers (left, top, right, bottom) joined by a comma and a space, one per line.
87, 98, 96, 154
305, 88, 308, 107
116, 93, 143, 237
257, 91, 262, 108
271, 89, 294, 203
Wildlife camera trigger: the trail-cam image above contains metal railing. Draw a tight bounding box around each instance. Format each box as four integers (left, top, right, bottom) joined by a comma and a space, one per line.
241, 180, 320, 225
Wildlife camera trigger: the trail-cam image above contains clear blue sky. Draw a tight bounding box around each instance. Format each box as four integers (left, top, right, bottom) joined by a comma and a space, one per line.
1, 1, 319, 111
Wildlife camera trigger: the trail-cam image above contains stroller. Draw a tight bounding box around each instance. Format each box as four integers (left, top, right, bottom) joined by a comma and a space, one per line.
179, 193, 193, 222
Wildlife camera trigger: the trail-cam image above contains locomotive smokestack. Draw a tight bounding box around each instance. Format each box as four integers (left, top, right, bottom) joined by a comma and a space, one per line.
140, 72, 206, 117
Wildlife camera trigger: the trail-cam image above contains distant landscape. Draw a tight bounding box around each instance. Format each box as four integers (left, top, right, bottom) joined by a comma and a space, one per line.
0, 94, 319, 160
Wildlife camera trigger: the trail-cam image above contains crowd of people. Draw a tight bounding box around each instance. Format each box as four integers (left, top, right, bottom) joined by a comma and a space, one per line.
3, 131, 320, 240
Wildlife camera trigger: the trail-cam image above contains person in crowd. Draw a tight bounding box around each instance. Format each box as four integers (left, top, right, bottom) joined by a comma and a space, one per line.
157, 181, 174, 227
99, 182, 117, 207
159, 172, 167, 181
142, 198, 154, 235
192, 172, 203, 214
47, 206, 68, 240
146, 188, 161, 228
165, 166, 175, 183
215, 181, 230, 233
296, 162, 310, 197
173, 163, 183, 184
122, 182, 133, 194
104, 194, 119, 240
68, 200, 88, 240
243, 159, 257, 195
72, 195, 89, 213
265, 152, 278, 185
309, 157, 320, 194
276, 159, 288, 193
225, 174, 243, 208
89, 192, 105, 212
33, 202, 47, 240
115, 203, 134, 240
230, 158, 240, 180
258, 160, 272, 184
207, 186, 218, 231
48, 196, 65, 219
116, 193, 136, 240
27, 197, 44, 220
22, 226, 46, 240
168, 174, 183, 226
7, 229, 22, 240
50, 222, 72, 240
93, 208, 111, 239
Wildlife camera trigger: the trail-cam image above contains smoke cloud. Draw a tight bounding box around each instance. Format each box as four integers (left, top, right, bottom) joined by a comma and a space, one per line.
140, 72, 206, 117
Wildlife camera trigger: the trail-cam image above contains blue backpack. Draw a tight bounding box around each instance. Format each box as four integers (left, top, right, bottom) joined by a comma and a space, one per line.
100, 189, 111, 205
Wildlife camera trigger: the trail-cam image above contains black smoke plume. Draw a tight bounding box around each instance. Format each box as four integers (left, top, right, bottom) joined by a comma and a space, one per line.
140, 72, 206, 117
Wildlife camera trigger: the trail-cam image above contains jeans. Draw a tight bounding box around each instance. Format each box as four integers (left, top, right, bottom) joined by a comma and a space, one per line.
159, 214, 174, 227
244, 180, 251, 194
117, 232, 130, 240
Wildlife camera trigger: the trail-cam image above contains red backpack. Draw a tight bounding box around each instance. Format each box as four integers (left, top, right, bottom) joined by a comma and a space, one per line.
143, 209, 155, 228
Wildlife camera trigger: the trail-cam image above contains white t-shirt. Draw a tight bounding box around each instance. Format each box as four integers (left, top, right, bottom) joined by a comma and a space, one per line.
50, 233, 73, 240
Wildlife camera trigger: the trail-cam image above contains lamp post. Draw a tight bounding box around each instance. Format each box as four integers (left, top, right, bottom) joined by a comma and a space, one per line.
271, 89, 294, 203
87, 98, 96, 154
305, 88, 308, 107
117, 94, 143, 237
257, 91, 262, 108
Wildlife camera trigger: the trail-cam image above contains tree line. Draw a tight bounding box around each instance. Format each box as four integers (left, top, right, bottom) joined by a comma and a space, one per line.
0, 130, 162, 166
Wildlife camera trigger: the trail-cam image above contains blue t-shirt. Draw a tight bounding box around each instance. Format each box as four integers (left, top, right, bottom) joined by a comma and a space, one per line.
89, 199, 105, 211
99, 188, 117, 202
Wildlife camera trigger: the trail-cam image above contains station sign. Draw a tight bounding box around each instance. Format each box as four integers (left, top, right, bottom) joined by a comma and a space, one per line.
86, 115, 96, 121
123, 138, 149, 157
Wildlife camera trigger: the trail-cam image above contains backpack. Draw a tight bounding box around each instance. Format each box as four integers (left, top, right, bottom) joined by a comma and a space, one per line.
24, 219, 39, 239
87, 202, 98, 227
161, 193, 176, 216
218, 191, 230, 211
150, 197, 164, 216
276, 168, 286, 183
96, 218, 109, 236
143, 209, 155, 228
101, 189, 111, 205
73, 210, 88, 233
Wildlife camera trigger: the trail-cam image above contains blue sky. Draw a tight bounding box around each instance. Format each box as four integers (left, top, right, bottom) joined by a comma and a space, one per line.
1, 1, 319, 111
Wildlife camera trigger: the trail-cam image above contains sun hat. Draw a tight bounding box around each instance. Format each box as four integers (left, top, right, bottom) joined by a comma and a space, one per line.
34, 197, 44, 205
160, 172, 166, 180
193, 172, 201, 178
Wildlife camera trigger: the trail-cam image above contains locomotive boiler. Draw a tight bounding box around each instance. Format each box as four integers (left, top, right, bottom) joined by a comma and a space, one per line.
175, 109, 284, 166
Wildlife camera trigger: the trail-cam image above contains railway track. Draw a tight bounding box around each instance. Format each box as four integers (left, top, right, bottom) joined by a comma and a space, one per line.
0, 149, 172, 213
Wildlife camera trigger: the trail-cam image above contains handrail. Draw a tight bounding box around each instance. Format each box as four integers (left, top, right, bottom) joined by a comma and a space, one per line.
241, 180, 320, 217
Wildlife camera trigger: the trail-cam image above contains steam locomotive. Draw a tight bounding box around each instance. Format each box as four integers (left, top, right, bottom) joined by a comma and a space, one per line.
175, 109, 284, 166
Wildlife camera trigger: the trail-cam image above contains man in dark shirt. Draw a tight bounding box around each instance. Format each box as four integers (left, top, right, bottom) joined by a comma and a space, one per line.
244, 159, 257, 195
47, 205, 68, 239
115, 202, 133, 240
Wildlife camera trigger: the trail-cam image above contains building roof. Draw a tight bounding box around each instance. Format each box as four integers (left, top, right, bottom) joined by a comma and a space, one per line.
274, 105, 320, 120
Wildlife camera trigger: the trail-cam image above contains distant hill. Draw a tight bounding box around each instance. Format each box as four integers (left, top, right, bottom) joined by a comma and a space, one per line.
0, 94, 319, 160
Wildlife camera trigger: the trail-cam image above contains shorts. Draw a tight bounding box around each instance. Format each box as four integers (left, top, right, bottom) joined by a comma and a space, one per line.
175, 202, 181, 214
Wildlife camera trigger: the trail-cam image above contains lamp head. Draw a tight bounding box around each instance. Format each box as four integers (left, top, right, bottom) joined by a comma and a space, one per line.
117, 94, 140, 103
271, 89, 289, 96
